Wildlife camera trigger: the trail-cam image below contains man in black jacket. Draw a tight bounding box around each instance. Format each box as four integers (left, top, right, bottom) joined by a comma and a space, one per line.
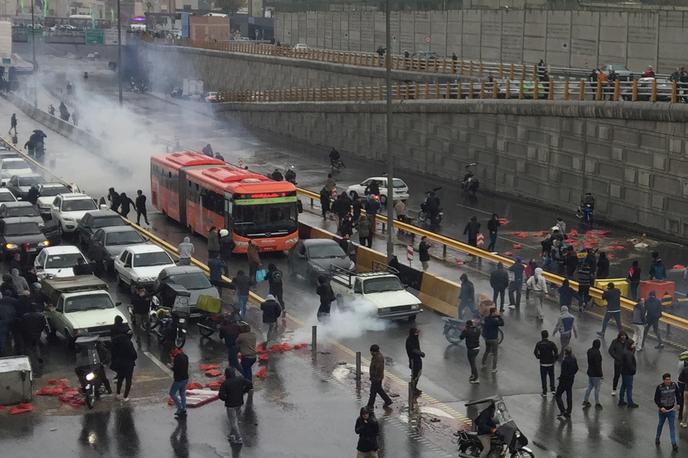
582, 339, 603, 409
131, 286, 151, 348
355, 407, 380, 456
267, 264, 284, 315
489, 262, 509, 312
460, 320, 481, 384
618, 340, 638, 408
219, 367, 253, 445
463, 216, 481, 247
608, 331, 628, 396
260, 294, 282, 344
555, 347, 578, 420
169, 348, 189, 419
406, 327, 425, 397
534, 330, 558, 396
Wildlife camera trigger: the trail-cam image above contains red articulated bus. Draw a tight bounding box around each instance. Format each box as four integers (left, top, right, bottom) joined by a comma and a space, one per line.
151, 151, 299, 253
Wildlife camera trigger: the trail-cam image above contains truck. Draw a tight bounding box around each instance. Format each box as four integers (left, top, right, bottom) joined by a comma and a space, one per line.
42, 275, 128, 345
330, 267, 422, 321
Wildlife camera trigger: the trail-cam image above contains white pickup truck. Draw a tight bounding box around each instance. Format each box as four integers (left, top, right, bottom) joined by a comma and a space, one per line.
330, 268, 422, 321
42, 275, 128, 346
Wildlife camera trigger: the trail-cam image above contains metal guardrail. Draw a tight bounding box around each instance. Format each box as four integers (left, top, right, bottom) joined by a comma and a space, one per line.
295, 187, 688, 331
218, 78, 688, 104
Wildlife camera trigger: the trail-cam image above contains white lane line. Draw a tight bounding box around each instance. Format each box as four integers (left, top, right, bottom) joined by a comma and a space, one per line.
144, 350, 173, 377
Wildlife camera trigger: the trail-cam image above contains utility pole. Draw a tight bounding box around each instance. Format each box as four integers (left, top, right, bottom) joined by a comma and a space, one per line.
117, 0, 123, 105
385, 0, 394, 260
30, 0, 37, 107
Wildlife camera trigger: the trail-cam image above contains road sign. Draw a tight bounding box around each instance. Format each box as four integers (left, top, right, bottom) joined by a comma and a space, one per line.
85, 29, 104, 45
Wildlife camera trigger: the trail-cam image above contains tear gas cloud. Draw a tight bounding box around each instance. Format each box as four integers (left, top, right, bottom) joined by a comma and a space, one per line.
291, 299, 390, 342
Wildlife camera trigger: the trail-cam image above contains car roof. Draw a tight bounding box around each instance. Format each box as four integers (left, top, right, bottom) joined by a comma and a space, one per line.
125, 244, 166, 254
1, 216, 41, 224
0, 201, 32, 208
40, 182, 68, 188
160, 265, 203, 276
303, 238, 340, 247
99, 226, 138, 233
2, 157, 27, 163
43, 245, 83, 255
0, 188, 14, 195
84, 209, 120, 218
57, 193, 92, 200
14, 173, 43, 180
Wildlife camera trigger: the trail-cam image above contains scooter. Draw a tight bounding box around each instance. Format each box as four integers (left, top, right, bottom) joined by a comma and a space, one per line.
461, 163, 480, 196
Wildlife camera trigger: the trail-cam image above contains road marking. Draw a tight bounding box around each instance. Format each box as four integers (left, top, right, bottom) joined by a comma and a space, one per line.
144, 351, 173, 377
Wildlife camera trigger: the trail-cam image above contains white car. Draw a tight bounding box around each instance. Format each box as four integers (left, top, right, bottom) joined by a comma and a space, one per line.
35, 183, 71, 216
0, 158, 33, 185
346, 177, 410, 205
114, 244, 175, 292
50, 193, 98, 233
294, 43, 308, 51
34, 245, 88, 279
0, 188, 17, 203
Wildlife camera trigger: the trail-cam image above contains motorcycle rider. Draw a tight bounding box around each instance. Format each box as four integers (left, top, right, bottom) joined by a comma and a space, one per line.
285, 167, 296, 184
475, 402, 497, 458
270, 168, 283, 181
329, 147, 341, 168
420, 190, 441, 225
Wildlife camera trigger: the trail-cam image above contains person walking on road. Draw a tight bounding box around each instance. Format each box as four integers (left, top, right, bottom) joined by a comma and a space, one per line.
267, 264, 285, 315
231, 270, 251, 320
169, 348, 189, 419
577, 260, 593, 311
357, 214, 372, 248
134, 190, 149, 225
490, 262, 509, 312
649, 251, 667, 280
627, 260, 641, 301
598, 282, 622, 336
177, 236, 194, 266
131, 285, 151, 348
207, 227, 220, 259
219, 367, 253, 445
405, 327, 425, 397
608, 331, 628, 396
367, 344, 393, 410
236, 324, 257, 381
631, 298, 647, 352
319, 187, 331, 220
555, 347, 579, 421
316, 275, 335, 321
618, 340, 638, 408
508, 257, 524, 309
596, 252, 610, 279
481, 307, 504, 373
260, 294, 281, 344
458, 273, 477, 319
654, 372, 681, 452
643, 291, 664, 349
527, 267, 548, 321
463, 216, 481, 247
9, 113, 17, 135
110, 330, 137, 402
418, 236, 431, 271
534, 330, 558, 396
355, 407, 380, 458
553, 306, 578, 353
460, 319, 481, 384
219, 229, 234, 275
558, 278, 576, 308
246, 240, 261, 283
119, 193, 136, 219
582, 339, 603, 409
678, 361, 688, 428
487, 213, 500, 252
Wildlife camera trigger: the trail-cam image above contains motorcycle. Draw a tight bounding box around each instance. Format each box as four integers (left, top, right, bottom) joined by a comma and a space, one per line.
417, 208, 443, 227
330, 157, 345, 174
443, 318, 504, 345
461, 163, 480, 196
458, 396, 534, 457
74, 335, 106, 409
576, 203, 594, 226
153, 307, 188, 349
418, 187, 443, 227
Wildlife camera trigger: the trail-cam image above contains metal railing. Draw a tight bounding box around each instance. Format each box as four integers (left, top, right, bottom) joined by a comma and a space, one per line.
216, 78, 688, 104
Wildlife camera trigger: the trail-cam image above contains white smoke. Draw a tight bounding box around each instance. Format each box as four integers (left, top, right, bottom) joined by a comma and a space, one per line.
292, 298, 390, 342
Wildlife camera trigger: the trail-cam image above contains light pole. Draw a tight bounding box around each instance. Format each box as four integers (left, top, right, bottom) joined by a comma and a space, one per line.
385, 0, 394, 260
117, 0, 123, 105
30, 0, 37, 107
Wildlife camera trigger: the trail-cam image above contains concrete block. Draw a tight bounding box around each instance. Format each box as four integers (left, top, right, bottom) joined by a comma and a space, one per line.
669, 138, 683, 155
612, 147, 623, 161
598, 125, 611, 140
624, 167, 637, 183
653, 175, 680, 194
527, 145, 537, 160
610, 183, 622, 199
638, 170, 651, 187
653, 154, 667, 171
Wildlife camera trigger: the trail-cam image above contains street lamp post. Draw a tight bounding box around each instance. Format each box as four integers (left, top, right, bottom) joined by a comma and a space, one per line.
385, 0, 394, 260
117, 0, 123, 105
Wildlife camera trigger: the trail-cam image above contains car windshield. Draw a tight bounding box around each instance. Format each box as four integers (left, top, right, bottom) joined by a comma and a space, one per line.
307, 243, 345, 259
3, 160, 28, 170
0, 193, 15, 202
134, 251, 173, 267
166, 272, 211, 290
5, 206, 39, 217
40, 185, 70, 196
93, 216, 125, 228
64, 294, 114, 312
233, 202, 298, 237
45, 253, 84, 268
18, 176, 44, 186
4, 222, 41, 235
62, 199, 97, 212
363, 276, 404, 294
105, 230, 145, 245
392, 179, 406, 188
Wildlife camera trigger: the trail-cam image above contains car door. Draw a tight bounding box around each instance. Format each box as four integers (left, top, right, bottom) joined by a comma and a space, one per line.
88, 229, 105, 261
50, 196, 61, 221
34, 249, 47, 273
47, 296, 67, 335
7, 176, 18, 196
114, 249, 127, 279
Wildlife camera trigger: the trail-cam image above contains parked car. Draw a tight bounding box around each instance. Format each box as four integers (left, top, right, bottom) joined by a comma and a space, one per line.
346, 176, 410, 205
86, 226, 148, 272
7, 173, 46, 201
0, 217, 50, 259
0, 188, 17, 203
50, 193, 98, 233
293, 43, 308, 51
35, 183, 71, 216
411, 51, 439, 60
34, 245, 88, 279
203, 92, 219, 103
0, 201, 44, 228
114, 244, 175, 293
0, 158, 33, 185
154, 265, 219, 310
637, 77, 673, 101
287, 239, 354, 284
76, 209, 126, 247
600, 64, 633, 81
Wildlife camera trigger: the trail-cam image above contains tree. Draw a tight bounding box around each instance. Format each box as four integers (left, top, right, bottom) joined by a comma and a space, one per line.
214, 0, 244, 14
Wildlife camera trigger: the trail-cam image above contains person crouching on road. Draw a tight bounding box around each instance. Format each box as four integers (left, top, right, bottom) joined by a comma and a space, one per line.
219, 367, 253, 446
355, 407, 380, 458
260, 294, 281, 344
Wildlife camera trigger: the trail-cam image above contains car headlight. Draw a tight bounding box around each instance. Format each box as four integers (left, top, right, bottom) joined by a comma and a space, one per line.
411, 304, 421, 310
85, 372, 96, 381
312, 264, 326, 272
40, 240, 49, 247
5, 242, 17, 250
379, 307, 390, 313
62, 217, 75, 222
76, 328, 89, 335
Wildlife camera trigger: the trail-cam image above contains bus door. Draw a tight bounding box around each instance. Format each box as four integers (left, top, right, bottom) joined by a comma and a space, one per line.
178, 169, 188, 226
224, 192, 234, 231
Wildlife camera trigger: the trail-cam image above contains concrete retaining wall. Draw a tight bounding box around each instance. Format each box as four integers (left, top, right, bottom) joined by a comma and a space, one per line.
217, 99, 688, 240
275, 9, 688, 73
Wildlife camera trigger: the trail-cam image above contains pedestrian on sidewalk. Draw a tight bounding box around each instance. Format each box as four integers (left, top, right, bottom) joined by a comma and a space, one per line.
627, 260, 641, 301
207, 227, 220, 259
460, 319, 481, 384
487, 213, 500, 252
598, 282, 622, 336
608, 331, 628, 396
246, 240, 261, 283
260, 294, 281, 344
418, 236, 431, 271
230, 270, 251, 320
458, 273, 477, 319
9, 113, 17, 135
481, 307, 504, 373
267, 264, 285, 315
553, 305, 578, 353
489, 262, 509, 312
367, 344, 393, 409
654, 372, 681, 452
405, 327, 425, 396
577, 260, 593, 310
463, 216, 481, 247
357, 214, 372, 248
555, 347, 579, 421
236, 324, 257, 381
508, 257, 524, 309
177, 236, 194, 265
219, 229, 234, 276
134, 190, 149, 225
169, 348, 189, 419
316, 275, 335, 321
526, 267, 548, 321
643, 291, 664, 349
582, 339, 603, 409
110, 329, 137, 402
631, 298, 647, 351
355, 407, 380, 458
219, 367, 253, 445
618, 340, 638, 408
534, 330, 558, 396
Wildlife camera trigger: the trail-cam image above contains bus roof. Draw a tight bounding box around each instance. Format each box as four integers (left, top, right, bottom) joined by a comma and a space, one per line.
186, 164, 296, 194
151, 151, 224, 169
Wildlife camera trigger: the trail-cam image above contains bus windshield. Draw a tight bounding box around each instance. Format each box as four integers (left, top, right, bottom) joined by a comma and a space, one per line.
232, 202, 298, 236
